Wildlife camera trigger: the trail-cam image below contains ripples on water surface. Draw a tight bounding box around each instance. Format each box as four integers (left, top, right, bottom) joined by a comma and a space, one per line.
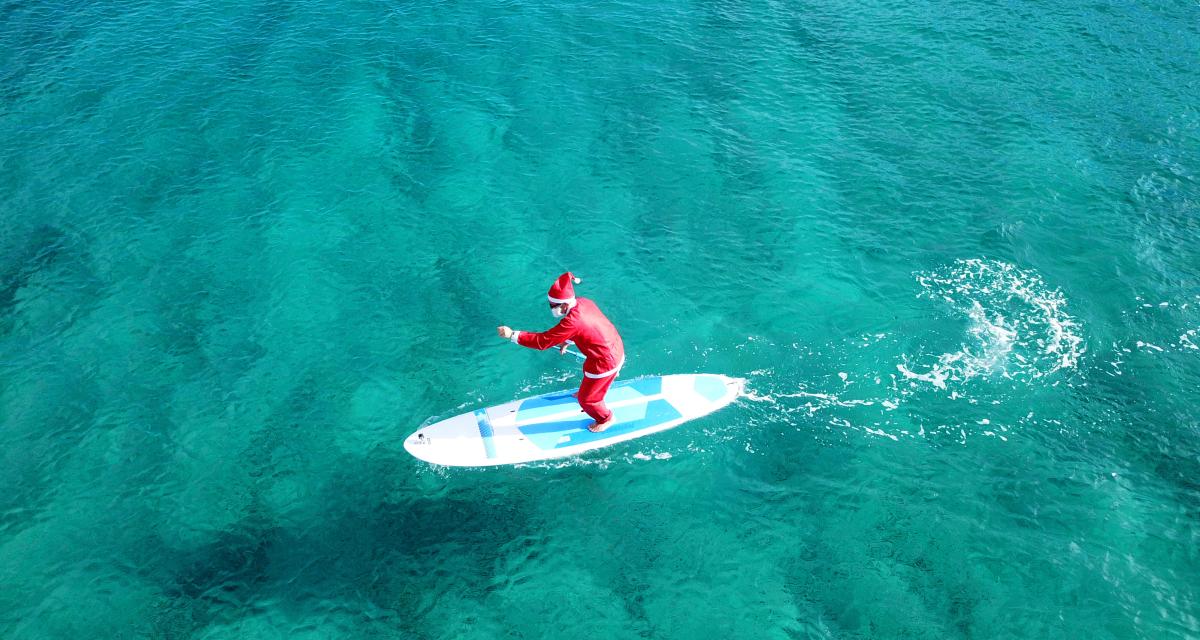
1, 0, 1198, 637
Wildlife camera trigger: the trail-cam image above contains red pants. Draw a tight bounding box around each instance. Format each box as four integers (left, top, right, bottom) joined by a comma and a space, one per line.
577, 373, 618, 422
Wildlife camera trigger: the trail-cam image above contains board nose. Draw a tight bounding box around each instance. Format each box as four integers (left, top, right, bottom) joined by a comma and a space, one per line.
403, 431, 432, 455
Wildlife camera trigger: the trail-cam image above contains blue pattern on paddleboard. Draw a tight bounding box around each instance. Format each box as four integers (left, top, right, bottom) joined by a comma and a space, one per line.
515, 376, 664, 422
518, 399, 681, 450
474, 409, 496, 459
694, 375, 729, 401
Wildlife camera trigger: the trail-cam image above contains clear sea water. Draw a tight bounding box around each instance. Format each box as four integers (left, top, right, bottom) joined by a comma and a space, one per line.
2, 0, 1199, 637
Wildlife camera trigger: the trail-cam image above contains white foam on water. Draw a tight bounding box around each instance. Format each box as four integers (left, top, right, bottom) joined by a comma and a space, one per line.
740, 390, 777, 403
863, 426, 899, 441
903, 259, 1084, 388
896, 362, 948, 389
733, 267, 1092, 448
740, 380, 788, 405
515, 446, 678, 470
1126, 294, 1200, 353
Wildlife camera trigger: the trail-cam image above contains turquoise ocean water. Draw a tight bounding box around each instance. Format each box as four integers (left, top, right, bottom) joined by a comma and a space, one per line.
2, 0, 1199, 637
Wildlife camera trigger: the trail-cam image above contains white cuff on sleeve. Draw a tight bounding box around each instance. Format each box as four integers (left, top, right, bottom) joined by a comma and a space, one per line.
509, 330, 521, 344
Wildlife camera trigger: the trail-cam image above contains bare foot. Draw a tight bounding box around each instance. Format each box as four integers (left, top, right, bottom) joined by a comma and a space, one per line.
587, 418, 615, 433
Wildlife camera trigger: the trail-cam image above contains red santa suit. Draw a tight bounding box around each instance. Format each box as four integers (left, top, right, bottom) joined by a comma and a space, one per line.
510, 273, 625, 423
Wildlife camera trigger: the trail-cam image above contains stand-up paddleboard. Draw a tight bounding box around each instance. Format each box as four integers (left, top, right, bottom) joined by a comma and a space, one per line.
405, 374, 744, 467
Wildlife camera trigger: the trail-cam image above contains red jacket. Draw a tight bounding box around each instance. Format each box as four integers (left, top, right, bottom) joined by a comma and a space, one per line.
516, 297, 625, 377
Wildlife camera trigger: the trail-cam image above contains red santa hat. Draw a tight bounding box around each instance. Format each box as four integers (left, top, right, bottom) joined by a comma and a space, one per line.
547, 272, 581, 304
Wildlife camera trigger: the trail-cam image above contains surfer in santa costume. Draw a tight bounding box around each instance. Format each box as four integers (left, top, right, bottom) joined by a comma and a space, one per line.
497, 272, 626, 432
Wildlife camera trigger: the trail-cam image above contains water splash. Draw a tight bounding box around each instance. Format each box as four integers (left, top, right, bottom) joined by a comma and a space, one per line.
736, 260, 1088, 446
901, 259, 1084, 388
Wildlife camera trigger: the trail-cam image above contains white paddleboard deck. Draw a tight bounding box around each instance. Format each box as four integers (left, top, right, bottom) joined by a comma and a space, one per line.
405, 374, 744, 467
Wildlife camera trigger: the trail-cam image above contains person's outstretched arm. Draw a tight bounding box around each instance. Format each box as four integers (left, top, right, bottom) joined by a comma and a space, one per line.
497, 315, 577, 350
